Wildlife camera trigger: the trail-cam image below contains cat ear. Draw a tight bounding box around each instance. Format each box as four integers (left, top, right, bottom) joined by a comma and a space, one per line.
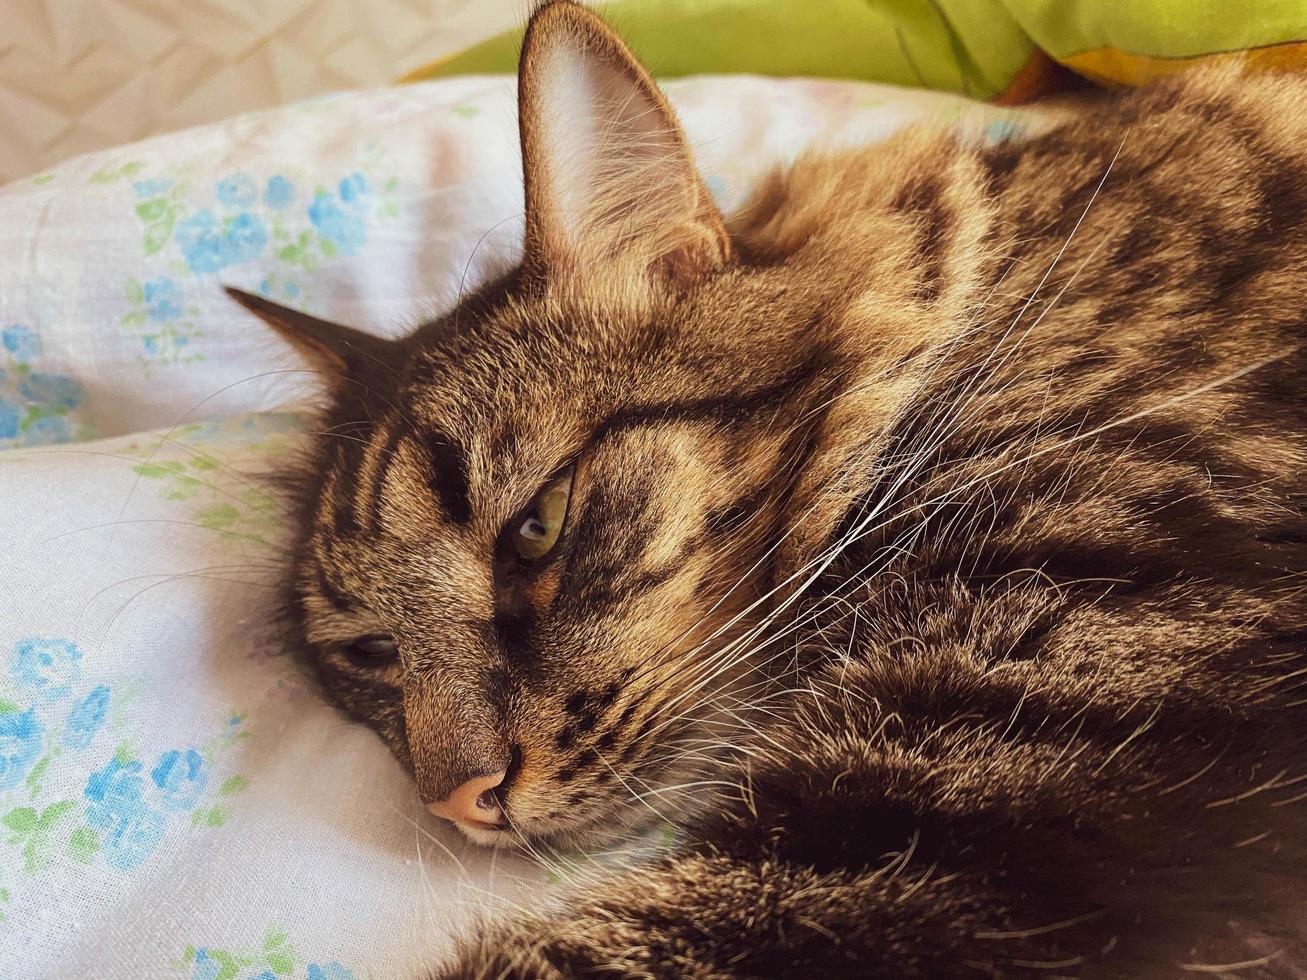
518, 1, 731, 287
225, 286, 400, 385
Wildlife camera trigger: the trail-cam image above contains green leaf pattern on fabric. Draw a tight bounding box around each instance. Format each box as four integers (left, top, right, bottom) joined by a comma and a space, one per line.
174, 929, 359, 980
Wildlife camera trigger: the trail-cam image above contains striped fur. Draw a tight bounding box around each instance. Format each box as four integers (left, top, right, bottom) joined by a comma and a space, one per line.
252, 3, 1307, 975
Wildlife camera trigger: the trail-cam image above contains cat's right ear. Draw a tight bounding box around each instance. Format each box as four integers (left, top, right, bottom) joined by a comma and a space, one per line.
225, 286, 400, 387
517, 1, 731, 290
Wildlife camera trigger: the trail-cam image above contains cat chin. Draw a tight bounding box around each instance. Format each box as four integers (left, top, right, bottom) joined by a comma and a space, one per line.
452, 822, 515, 848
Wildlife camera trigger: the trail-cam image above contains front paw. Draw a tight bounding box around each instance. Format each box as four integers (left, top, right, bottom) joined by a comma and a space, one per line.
435, 913, 654, 980
436, 932, 601, 980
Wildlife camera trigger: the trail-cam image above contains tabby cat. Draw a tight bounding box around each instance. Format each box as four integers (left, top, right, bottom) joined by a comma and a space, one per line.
229, 2, 1307, 975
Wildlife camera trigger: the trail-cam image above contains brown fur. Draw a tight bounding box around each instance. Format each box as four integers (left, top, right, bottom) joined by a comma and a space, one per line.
234, 2, 1307, 974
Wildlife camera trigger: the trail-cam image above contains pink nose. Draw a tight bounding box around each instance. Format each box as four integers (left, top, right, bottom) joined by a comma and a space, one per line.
425, 769, 507, 829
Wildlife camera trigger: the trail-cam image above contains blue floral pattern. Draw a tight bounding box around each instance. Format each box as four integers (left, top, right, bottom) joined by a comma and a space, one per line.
17, 372, 80, 411
144, 278, 185, 322
174, 207, 269, 274
1, 325, 38, 364
84, 756, 168, 871
307, 963, 358, 980
216, 173, 257, 208
307, 178, 367, 257
0, 324, 89, 449
264, 175, 295, 210
222, 212, 269, 265
9, 639, 81, 703
120, 163, 399, 362
1, 636, 252, 885
0, 710, 43, 791
121, 276, 200, 365
151, 749, 209, 813
63, 686, 110, 750
133, 177, 174, 199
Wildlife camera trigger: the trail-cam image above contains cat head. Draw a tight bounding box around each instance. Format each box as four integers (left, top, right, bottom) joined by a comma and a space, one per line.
232, 0, 969, 846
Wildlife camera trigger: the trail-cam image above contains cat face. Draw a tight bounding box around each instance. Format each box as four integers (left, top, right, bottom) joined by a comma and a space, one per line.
232, 2, 873, 846
295, 288, 831, 847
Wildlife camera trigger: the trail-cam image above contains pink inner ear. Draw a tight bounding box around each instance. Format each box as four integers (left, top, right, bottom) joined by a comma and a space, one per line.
523, 21, 727, 283
533, 35, 689, 250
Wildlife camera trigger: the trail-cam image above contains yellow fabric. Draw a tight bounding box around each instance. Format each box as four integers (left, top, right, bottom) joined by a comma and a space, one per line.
1060, 40, 1307, 87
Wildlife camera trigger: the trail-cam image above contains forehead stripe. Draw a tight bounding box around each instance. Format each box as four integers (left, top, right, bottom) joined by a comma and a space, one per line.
428, 434, 472, 525
313, 555, 353, 612
324, 441, 362, 537
363, 419, 410, 534
589, 351, 832, 444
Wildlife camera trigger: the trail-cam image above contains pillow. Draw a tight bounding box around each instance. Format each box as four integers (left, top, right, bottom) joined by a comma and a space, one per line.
0, 410, 547, 978
0, 75, 1037, 453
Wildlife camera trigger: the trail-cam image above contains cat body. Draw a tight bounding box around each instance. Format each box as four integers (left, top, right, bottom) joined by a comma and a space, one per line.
231, 3, 1307, 975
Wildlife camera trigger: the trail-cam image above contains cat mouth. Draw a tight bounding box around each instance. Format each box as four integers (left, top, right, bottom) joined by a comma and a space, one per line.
461, 813, 508, 833
453, 819, 514, 846
444, 797, 600, 847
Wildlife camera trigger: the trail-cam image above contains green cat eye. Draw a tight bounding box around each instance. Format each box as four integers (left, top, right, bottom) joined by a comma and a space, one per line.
513, 467, 575, 561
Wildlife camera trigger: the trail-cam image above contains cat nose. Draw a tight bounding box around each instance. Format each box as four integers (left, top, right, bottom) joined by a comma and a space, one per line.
425, 769, 507, 829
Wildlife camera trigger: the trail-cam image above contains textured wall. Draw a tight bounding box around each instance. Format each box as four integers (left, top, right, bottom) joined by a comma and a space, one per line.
0, 0, 527, 184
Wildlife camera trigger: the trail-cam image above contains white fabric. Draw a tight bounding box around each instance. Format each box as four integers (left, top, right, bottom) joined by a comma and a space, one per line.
0, 75, 1035, 978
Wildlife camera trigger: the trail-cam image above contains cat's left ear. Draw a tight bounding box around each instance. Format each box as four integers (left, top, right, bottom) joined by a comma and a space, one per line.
225, 286, 400, 388
518, 1, 731, 288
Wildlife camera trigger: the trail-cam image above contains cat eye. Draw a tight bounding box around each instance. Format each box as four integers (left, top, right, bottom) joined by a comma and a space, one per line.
512, 467, 575, 561
342, 634, 397, 668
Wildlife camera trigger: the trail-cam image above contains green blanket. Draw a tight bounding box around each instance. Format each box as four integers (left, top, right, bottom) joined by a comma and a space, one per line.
404, 0, 1307, 103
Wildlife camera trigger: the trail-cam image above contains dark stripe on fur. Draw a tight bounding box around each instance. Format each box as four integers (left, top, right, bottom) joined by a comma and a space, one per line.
364, 419, 409, 534
589, 351, 833, 444
313, 557, 352, 612
428, 434, 473, 525
890, 174, 953, 303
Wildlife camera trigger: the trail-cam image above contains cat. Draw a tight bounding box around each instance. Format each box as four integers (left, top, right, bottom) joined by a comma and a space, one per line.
227, 1, 1307, 975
